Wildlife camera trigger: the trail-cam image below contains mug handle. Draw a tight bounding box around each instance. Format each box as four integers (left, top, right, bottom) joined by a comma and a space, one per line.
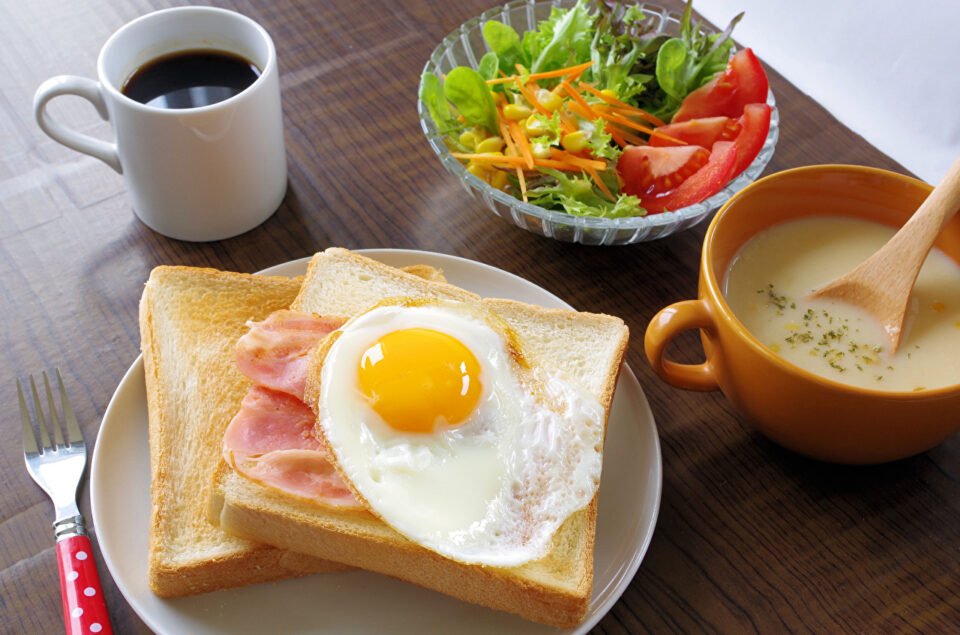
34, 76, 122, 173
644, 299, 720, 392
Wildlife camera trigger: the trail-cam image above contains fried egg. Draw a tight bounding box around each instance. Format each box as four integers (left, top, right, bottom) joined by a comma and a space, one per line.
315, 298, 604, 567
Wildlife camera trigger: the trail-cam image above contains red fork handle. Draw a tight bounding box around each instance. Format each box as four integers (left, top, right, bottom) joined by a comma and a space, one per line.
56, 534, 112, 634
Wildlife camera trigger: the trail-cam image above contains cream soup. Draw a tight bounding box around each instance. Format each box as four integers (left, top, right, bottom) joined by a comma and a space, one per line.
724, 216, 960, 391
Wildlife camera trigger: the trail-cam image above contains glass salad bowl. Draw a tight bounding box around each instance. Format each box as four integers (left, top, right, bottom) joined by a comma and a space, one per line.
417, 0, 779, 246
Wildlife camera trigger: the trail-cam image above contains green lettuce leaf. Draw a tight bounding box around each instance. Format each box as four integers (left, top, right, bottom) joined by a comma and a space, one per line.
443, 66, 499, 135
477, 52, 500, 81
420, 72, 462, 135
525, 169, 644, 218
529, 1, 595, 74
483, 20, 527, 76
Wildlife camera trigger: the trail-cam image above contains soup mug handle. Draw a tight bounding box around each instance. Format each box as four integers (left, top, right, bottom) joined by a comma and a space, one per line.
644, 299, 720, 392
34, 76, 122, 173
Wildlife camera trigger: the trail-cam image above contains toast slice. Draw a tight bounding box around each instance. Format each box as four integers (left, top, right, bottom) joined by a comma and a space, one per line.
141, 261, 449, 596
209, 248, 629, 627
140, 266, 353, 596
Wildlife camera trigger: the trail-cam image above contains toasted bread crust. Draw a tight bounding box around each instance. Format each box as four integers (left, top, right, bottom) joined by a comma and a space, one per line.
141, 266, 350, 597
210, 249, 629, 627
217, 480, 597, 628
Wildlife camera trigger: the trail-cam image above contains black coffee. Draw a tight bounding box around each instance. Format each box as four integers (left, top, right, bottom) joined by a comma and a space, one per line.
122, 49, 260, 109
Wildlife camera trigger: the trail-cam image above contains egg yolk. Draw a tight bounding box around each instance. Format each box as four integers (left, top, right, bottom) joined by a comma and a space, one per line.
358, 328, 483, 433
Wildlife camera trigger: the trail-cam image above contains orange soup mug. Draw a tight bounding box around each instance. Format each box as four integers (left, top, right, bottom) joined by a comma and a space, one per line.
644, 165, 960, 464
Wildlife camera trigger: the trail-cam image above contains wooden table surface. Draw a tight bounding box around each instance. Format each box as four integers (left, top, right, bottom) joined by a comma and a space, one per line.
2, 0, 957, 633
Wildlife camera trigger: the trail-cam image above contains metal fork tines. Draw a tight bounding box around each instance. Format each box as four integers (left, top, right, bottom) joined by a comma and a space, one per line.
18, 369, 87, 538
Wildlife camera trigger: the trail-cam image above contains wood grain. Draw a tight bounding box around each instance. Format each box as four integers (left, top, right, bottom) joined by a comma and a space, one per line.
1, 0, 956, 633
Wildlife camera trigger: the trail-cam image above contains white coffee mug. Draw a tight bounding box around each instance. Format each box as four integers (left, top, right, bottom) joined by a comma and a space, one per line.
34, 6, 287, 242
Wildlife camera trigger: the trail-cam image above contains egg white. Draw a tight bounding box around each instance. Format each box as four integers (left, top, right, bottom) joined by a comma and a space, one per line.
316, 300, 604, 567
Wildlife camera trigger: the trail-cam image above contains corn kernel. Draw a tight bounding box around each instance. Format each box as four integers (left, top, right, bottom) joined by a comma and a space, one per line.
466, 162, 488, 181
502, 103, 532, 120
536, 88, 563, 112
531, 141, 552, 159
489, 169, 509, 190
522, 114, 549, 138
561, 130, 588, 153
475, 136, 505, 154
459, 130, 480, 150
600, 88, 618, 100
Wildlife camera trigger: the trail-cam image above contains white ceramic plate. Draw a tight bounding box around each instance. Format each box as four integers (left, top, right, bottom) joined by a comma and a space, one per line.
90, 249, 661, 634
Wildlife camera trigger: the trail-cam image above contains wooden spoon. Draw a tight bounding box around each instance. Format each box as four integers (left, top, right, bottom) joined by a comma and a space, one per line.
808, 155, 960, 353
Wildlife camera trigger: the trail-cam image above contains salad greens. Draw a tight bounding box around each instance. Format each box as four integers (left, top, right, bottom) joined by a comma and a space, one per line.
420, 0, 745, 219
442, 67, 499, 135
653, 1, 742, 113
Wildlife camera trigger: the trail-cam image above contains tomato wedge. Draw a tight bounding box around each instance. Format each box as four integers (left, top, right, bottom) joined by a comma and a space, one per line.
673, 48, 769, 122
632, 141, 737, 213
649, 116, 736, 148
729, 103, 771, 178
617, 145, 711, 198
649, 103, 770, 179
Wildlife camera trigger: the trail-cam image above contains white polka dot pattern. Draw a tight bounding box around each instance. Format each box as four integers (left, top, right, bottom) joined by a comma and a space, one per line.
57, 534, 112, 634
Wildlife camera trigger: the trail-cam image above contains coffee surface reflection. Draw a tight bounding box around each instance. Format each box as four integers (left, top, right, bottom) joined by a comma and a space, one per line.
122, 49, 260, 109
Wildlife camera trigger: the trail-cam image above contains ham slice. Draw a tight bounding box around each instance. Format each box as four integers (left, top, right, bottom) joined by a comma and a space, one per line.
235, 448, 357, 506
224, 310, 362, 509
223, 385, 323, 456
224, 385, 361, 508
235, 310, 345, 400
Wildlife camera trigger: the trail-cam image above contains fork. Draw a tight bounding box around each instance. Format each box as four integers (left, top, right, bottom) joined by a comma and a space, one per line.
19, 369, 112, 635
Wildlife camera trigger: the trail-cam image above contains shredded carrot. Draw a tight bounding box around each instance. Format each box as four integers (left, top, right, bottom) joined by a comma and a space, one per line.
495, 115, 528, 196
560, 80, 599, 120
565, 65, 591, 84
515, 78, 552, 117
605, 124, 647, 146
621, 131, 647, 146
506, 119, 535, 169
558, 110, 578, 133
532, 158, 588, 171
512, 165, 524, 199
526, 59, 594, 80
593, 107, 658, 135
515, 66, 574, 133
451, 152, 589, 174
564, 99, 594, 122
486, 60, 595, 85
496, 110, 519, 157
607, 126, 627, 148
451, 153, 529, 165
550, 148, 606, 171
515, 167, 527, 201
646, 128, 689, 146
602, 104, 656, 120
599, 107, 682, 144
516, 81, 575, 133
585, 167, 615, 200
577, 82, 665, 126
551, 64, 591, 94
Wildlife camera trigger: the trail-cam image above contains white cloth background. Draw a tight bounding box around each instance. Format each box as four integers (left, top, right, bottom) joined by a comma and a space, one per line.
693, 0, 960, 185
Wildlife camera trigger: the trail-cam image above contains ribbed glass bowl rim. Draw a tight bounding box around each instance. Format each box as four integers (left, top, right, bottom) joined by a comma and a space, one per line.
417, 0, 779, 235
